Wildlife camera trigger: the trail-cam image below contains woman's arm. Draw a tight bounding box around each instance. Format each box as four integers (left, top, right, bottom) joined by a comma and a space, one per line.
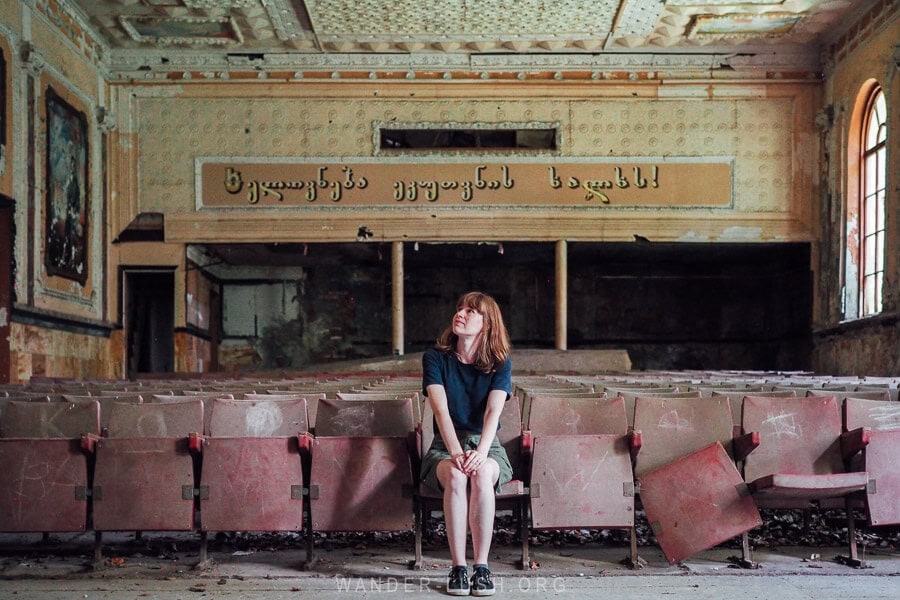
428, 383, 467, 472
463, 389, 507, 473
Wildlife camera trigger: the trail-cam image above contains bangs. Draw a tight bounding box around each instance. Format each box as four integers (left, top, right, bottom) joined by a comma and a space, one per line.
456, 292, 486, 312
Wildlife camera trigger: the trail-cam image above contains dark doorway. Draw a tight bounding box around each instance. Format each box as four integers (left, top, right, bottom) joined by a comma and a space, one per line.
0, 195, 13, 383
124, 269, 175, 378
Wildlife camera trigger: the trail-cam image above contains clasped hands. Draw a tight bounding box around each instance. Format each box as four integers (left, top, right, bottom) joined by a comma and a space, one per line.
452, 449, 487, 476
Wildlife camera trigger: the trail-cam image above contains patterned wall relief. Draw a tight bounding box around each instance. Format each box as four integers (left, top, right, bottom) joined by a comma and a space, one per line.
134, 89, 805, 227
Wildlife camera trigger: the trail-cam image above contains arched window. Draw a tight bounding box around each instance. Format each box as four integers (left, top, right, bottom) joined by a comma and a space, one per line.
859, 88, 886, 316
845, 84, 887, 320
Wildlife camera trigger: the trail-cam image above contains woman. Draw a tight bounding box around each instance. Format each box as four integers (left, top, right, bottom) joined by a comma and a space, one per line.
420, 291, 512, 597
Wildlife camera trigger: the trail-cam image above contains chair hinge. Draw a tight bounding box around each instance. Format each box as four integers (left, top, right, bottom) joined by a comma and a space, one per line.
623, 481, 635, 497
291, 485, 304, 500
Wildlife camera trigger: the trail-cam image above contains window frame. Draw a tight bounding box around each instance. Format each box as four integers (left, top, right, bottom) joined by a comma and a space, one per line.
858, 87, 886, 317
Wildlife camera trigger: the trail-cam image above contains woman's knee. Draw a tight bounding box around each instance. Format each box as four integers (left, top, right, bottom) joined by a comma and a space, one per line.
437, 462, 468, 492
470, 462, 499, 492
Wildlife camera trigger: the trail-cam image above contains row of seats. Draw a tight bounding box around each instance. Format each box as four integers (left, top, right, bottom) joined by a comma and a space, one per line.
0, 371, 897, 570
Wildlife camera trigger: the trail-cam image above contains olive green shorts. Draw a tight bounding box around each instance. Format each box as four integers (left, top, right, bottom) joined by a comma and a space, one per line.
420, 431, 513, 494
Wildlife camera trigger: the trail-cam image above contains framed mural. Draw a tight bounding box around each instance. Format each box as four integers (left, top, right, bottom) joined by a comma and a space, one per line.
44, 86, 89, 284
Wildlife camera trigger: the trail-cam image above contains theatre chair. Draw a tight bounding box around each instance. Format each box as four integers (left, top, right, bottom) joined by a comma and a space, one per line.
632, 395, 761, 565
87, 399, 204, 563
414, 396, 530, 570
335, 391, 424, 425
193, 398, 309, 567
0, 401, 101, 535
843, 397, 900, 527
63, 394, 143, 435
519, 389, 606, 435
307, 398, 417, 568
735, 395, 870, 567
615, 389, 702, 430
711, 389, 796, 427
525, 396, 638, 566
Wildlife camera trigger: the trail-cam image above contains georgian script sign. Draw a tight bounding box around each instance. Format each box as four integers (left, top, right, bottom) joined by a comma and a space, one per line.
197, 158, 732, 209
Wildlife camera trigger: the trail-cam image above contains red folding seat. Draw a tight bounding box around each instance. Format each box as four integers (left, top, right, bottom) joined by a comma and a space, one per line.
88, 399, 204, 562
308, 398, 417, 567
525, 396, 637, 566
0, 401, 101, 534
632, 395, 761, 565
194, 398, 309, 566
736, 395, 870, 567
414, 396, 530, 570
843, 397, 900, 527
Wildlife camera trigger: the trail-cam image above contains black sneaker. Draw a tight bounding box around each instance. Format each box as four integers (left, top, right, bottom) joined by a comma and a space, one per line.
447, 565, 469, 596
470, 565, 495, 597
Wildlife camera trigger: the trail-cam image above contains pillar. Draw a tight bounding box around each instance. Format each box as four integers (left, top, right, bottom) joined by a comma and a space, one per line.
392, 241, 404, 356
555, 239, 567, 350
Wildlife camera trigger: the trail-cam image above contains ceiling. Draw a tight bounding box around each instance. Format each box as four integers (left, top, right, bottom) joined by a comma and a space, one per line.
61, 0, 877, 76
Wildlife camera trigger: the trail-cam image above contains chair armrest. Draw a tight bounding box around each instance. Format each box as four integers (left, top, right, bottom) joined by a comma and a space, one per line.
733, 431, 760, 462
188, 432, 205, 453
297, 431, 314, 455
81, 433, 100, 453
840, 427, 871, 461
629, 430, 642, 463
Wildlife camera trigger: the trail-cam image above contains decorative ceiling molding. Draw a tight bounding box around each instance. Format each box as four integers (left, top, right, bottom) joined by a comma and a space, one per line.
46, 0, 890, 78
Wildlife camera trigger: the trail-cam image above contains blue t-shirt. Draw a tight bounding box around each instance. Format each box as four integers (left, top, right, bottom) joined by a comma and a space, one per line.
422, 347, 512, 433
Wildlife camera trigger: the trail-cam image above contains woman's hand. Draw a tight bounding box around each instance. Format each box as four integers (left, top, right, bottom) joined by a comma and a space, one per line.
461, 449, 487, 475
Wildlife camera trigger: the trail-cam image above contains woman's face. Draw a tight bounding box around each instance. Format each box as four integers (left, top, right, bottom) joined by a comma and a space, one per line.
452, 305, 485, 338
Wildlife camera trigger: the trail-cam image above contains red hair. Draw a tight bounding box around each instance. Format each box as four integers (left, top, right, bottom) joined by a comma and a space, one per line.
435, 291, 510, 373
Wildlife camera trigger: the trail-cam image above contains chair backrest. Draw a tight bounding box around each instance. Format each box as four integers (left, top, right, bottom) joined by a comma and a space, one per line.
527, 395, 627, 436
741, 395, 844, 482
0, 400, 101, 438
107, 398, 204, 437
712, 389, 796, 426
808, 389, 891, 402
421, 395, 525, 481
843, 397, 900, 432
208, 398, 309, 437
315, 398, 415, 437
616, 389, 702, 428
336, 391, 422, 423
632, 395, 733, 478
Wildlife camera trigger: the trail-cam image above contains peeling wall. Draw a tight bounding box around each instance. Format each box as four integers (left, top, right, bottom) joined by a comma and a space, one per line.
9, 322, 122, 381
1, 2, 111, 382
813, 6, 899, 375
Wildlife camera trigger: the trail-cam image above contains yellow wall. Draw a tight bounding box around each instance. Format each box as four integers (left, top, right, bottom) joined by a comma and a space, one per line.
115, 80, 820, 247
812, 4, 898, 375
1, 1, 111, 381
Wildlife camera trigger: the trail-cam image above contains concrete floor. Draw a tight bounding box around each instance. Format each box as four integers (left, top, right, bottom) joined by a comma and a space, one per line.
1, 531, 897, 599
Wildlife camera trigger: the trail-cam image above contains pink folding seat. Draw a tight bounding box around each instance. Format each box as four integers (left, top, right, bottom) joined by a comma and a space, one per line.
88, 399, 204, 562
194, 398, 309, 566
843, 397, 900, 526
414, 396, 530, 570
309, 398, 417, 567
632, 395, 761, 565
0, 401, 100, 534
526, 396, 637, 566
736, 395, 870, 567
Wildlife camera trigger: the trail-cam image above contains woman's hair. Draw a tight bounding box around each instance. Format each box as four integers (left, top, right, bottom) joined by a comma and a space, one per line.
435, 291, 510, 373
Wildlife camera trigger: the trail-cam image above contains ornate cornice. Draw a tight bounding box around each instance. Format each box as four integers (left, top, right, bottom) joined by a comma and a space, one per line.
105, 48, 823, 82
